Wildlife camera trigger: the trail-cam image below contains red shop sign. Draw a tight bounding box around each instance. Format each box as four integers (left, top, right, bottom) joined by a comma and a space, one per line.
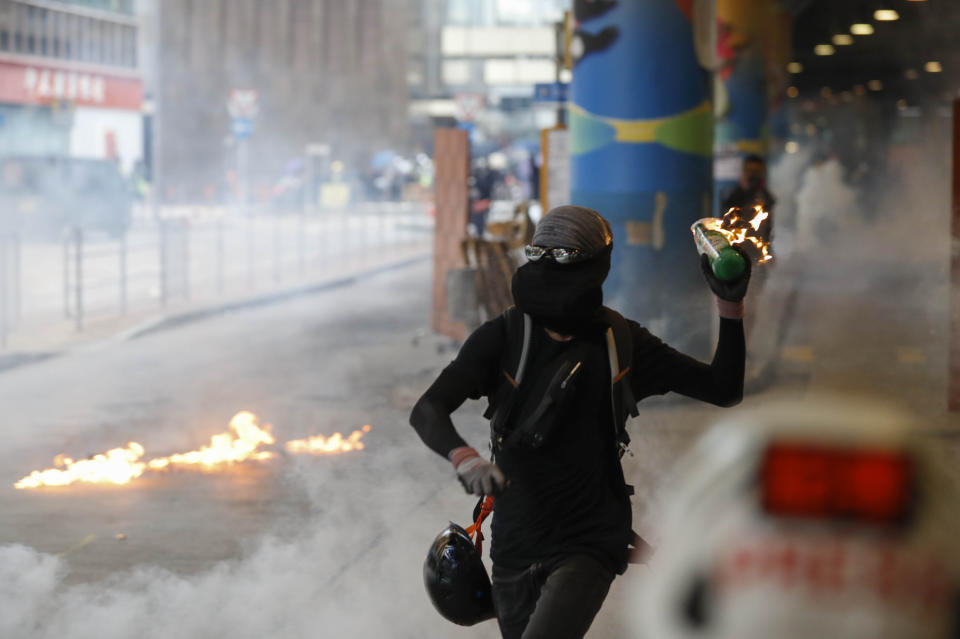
0, 60, 142, 110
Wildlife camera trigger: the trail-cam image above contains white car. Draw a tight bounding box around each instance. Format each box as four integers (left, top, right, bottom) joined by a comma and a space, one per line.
640, 397, 960, 639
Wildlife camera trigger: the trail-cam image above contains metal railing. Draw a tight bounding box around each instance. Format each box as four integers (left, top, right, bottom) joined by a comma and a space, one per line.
0, 232, 22, 348
1, 203, 432, 349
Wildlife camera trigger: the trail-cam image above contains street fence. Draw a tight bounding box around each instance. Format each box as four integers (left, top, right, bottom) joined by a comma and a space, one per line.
0, 233, 21, 348
0, 202, 432, 349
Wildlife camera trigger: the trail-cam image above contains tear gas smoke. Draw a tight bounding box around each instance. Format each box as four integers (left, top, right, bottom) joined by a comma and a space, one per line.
0, 440, 501, 639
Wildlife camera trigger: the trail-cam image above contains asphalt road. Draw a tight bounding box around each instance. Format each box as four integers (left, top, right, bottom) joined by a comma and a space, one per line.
2, 212, 958, 638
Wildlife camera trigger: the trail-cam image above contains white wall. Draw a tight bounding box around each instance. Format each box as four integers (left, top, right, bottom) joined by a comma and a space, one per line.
69, 107, 143, 174
442, 59, 472, 86
442, 26, 554, 56
483, 59, 555, 85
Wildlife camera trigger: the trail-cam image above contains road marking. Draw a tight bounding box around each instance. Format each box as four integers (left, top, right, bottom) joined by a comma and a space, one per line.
57, 534, 97, 558
897, 347, 927, 365
781, 346, 815, 363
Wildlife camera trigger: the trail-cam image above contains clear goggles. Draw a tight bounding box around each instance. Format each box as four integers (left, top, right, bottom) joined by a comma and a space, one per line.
523, 245, 587, 264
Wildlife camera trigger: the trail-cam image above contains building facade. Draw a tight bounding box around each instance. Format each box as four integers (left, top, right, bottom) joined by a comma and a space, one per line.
408, 0, 570, 144
0, 0, 143, 172
145, 0, 411, 203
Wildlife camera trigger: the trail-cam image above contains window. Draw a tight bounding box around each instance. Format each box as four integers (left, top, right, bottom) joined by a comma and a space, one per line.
56, 0, 134, 17
38, 6, 49, 56
78, 17, 87, 61
120, 24, 135, 67
129, 26, 136, 67
86, 18, 96, 62
99, 21, 108, 64
12, 3, 22, 52
64, 14, 74, 59
51, 13, 60, 57
25, 6, 35, 54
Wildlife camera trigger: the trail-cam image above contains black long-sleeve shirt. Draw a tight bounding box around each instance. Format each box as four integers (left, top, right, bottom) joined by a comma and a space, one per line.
411, 314, 744, 573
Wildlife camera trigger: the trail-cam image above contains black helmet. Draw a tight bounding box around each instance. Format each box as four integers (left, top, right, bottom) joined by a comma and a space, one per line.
423, 523, 495, 626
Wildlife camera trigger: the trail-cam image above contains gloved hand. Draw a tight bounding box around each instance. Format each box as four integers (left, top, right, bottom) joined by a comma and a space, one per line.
449, 446, 508, 496
700, 249, 752, 302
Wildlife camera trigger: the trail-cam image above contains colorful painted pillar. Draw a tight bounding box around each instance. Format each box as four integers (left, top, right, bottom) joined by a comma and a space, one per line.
714, 0, 791, 211
570, 0, 715, 353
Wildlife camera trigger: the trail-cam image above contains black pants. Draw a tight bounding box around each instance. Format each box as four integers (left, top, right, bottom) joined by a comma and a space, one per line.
491, 554, 615, 639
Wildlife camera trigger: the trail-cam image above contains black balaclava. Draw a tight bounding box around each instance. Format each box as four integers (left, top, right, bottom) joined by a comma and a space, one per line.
511, 205, 613, 335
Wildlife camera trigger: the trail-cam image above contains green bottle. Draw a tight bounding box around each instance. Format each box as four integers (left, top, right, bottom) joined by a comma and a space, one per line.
691, 219, 746, 281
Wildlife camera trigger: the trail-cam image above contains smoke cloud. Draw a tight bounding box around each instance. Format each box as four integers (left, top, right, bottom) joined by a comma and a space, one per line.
0, 442, 501, 639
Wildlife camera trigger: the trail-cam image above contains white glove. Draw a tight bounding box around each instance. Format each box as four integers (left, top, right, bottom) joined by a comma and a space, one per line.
449, 446, 507, 496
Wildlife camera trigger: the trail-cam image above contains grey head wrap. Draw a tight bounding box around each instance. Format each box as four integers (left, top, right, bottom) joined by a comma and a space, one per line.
532, 205, 613, 257
512, 205, 614, 334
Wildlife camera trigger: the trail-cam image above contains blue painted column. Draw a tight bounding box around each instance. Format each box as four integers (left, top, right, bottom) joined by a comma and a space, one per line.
570, 0, 714, 354
714, 0, 773, 211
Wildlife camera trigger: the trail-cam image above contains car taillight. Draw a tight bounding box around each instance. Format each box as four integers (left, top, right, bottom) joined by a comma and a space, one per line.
761, 444, 913, 525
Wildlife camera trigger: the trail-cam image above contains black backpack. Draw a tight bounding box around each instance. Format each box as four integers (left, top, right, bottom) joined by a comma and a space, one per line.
476, 306, 650, 564
483, 306, 640, 468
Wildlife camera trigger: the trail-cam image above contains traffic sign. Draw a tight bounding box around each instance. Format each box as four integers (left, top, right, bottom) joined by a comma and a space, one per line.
533, 82, 570, 103
232, 117, 254, 139
227, 88, 259, 119
454, 92, 485, 122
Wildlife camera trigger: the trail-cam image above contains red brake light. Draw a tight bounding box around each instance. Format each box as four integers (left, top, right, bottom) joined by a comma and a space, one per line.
761, 444, 913, 525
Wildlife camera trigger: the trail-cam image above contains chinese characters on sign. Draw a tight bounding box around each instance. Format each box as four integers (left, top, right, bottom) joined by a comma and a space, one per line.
24, 67, 107, 104
0, 61, 143, 110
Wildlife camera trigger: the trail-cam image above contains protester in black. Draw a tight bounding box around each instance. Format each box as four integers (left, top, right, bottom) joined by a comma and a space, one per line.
411, 206, 748, 639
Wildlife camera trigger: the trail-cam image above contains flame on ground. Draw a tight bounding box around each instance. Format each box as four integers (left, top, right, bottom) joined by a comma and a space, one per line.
147, 411, 276, 471
286, 425, 371, 454
703, 205, 774, 263
14, 443, 147, 489
14, 412, 371, 489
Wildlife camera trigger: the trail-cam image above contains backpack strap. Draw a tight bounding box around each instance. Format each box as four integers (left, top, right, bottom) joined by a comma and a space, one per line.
515, 312, 533, 385
482, 307, 532, 430
602, 308, 639, 451
496, 306, 532, 388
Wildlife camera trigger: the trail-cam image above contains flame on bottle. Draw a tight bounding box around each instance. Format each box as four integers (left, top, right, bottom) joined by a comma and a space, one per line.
702, 205, 773, 263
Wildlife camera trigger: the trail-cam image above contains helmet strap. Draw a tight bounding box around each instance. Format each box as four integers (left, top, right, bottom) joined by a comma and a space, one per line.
465, 495, 494, 553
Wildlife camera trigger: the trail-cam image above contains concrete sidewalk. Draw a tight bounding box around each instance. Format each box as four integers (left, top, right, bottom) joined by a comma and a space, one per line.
0, 240, 431, 371
2, 202, 434, 360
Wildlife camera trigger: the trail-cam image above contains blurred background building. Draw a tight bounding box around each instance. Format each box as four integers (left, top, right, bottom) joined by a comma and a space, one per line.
408, 0, 570, 150
0, 0, 143, 171
141, 0, 411, 204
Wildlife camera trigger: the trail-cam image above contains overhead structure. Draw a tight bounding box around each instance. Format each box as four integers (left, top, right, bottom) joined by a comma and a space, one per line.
789, 0, 956, 103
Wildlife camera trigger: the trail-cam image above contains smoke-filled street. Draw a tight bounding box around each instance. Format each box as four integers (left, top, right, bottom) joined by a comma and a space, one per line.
3, 204, 958, 637
4, 0, 960, 637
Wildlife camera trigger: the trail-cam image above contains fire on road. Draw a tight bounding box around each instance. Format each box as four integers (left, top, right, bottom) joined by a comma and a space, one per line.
14, 411, 372, 489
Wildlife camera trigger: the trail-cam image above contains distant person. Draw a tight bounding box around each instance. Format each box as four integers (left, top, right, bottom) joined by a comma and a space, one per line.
530, 154, 541, 202
468, 158, 497, 237
722, 154, 776, 248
